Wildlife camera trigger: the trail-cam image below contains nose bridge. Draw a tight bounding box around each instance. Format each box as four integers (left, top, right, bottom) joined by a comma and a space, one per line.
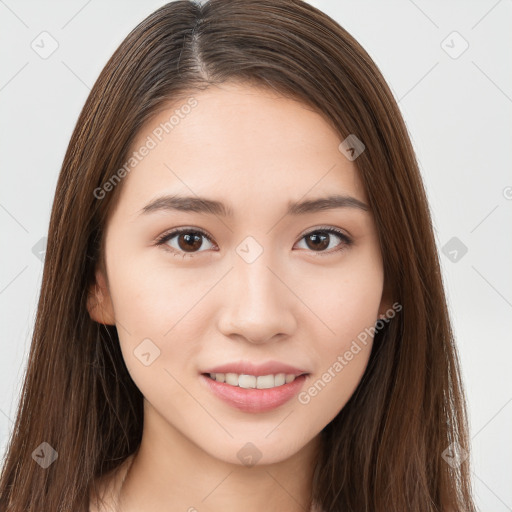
237, 250, 278, 307
217, 242, 295, 343
234, 233, 280, 302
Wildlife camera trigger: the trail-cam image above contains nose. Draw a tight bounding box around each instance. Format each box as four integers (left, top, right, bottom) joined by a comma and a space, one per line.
216, 253, 297, 345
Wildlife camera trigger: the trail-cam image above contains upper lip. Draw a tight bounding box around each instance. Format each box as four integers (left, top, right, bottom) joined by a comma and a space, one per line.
202, 360, 309, 377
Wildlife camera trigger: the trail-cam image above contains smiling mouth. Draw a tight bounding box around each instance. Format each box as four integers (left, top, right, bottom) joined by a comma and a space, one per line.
202, 372, 309, 390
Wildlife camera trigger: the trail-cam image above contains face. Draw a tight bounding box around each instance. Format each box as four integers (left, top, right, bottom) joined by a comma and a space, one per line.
88, 82, 390, 466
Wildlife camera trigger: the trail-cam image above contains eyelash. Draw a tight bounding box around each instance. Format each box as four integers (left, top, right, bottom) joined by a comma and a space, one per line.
155, 226, 353, 259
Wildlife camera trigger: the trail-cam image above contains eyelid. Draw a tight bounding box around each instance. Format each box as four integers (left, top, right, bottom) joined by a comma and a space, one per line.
298, 225, 351, 241
156, 226, 215, 244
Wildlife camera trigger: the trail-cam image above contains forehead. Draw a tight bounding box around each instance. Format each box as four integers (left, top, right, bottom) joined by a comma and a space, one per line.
116, 82, 367, 216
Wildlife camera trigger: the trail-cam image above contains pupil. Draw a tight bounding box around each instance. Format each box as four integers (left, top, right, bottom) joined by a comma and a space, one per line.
307, 232, 328, 251
179, 233, 201, 252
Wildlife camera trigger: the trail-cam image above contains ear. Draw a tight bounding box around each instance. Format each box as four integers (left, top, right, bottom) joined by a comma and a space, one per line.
377, 279, 394, 320
87, 268, 115, 325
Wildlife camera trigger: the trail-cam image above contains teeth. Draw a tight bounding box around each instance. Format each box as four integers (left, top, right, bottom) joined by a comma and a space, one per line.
225, 373, 238, 386
208, 372, 300, 389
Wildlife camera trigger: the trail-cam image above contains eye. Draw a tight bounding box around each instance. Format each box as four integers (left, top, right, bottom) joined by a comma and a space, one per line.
155, 226, 353, 259
295, 227, 353, 256
155, 228, 215, 258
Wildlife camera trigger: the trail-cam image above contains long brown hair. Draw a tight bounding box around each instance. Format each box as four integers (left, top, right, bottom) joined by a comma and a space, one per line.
0, 1, 477, 510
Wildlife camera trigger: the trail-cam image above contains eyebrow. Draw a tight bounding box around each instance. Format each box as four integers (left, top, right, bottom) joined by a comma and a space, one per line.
139, 193, 370, 217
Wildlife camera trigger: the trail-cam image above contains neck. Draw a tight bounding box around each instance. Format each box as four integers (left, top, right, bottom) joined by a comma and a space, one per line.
116, 402, 322, 511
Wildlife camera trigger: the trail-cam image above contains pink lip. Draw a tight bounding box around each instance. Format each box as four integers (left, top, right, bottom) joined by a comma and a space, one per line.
199, 373, 308, 413
201, 360, 308, 377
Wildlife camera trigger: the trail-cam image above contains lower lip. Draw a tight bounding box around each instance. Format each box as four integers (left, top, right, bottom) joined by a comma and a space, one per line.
200, 374, 308, 413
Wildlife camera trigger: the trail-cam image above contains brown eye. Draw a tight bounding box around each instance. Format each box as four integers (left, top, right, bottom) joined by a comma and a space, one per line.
175, 232, 204, 252
295, 228, 352, 255
156, 226, 352, 259
156, 228, 215, 257
304, 232, 330, 251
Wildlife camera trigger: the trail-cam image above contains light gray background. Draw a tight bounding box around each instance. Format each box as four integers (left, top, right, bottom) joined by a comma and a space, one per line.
1, 1, 511, 509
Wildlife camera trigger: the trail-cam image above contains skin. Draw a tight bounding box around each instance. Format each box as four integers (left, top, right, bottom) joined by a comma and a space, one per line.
87, 82, 391, 512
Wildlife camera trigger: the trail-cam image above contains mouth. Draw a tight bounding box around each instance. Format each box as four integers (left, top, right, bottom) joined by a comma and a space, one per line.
199, 372, 310, 413
201, 371, 309, 390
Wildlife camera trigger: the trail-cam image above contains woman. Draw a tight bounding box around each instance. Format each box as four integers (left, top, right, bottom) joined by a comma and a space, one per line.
0, 0, 477, 510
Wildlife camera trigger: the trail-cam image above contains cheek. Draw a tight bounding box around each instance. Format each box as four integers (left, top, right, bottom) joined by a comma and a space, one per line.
107, 246, 218, 334
294, 251, 383, 419
298, 340, 372, 429
299, 249, 384, 344
105, 251, 217, 385
106, 265, 209, 415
